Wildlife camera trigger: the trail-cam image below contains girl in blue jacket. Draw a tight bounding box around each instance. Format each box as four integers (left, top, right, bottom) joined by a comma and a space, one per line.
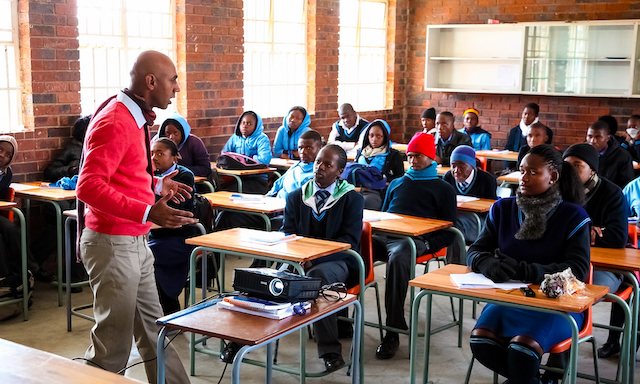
273, 106, 311, 159
222, 111, 271, 165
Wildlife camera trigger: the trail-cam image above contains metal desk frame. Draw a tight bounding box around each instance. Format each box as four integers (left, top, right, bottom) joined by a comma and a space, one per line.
0, 207, 29, 320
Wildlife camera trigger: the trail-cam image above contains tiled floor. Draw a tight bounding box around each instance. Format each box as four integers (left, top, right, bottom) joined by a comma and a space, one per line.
0, 256, 634, 383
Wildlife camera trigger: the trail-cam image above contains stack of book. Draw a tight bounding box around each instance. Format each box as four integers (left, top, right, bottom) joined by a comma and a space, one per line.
219, 296, 311, 320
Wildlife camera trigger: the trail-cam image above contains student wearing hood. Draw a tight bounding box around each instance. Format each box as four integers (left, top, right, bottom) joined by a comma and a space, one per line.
155, 111, 211, 177
505, 103, 553, 152
273, 106, 311, 160
222, 110, 271, 165
354, 119, 404, 210
459, 109, 491, 151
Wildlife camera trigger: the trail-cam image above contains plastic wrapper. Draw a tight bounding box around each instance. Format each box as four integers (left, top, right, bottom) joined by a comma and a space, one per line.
539, 268, 585, 299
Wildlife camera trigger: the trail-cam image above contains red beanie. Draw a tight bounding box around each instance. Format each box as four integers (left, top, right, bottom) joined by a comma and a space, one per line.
407, 132, 436, 159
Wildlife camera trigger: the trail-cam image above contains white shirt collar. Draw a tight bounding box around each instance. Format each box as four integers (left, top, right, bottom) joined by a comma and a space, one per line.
339, 115, 361, 133
313, 180, 337, 196
159, 163, 177, 177
116, 90, 147, 129
464, 168, 475, 185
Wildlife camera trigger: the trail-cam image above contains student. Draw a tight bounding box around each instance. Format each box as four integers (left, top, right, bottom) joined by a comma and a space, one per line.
561, 143, 628, 365
617, 114, 640, 161
328, 103, 369, 154
148, 138, 198, 315
282, 144, 364, 372
222, 110, 271, 165
505, 103, 553, 152
155, 111, 211, 177
516, 122, 549, 168
467, 144, 590, 384
273, 106, 311, 159
44, 115, 89, 181
459, 108, 491, 151
623, 175, 640, 217
373, 132, 457, 359
586, 120, 634, 189
434, 111, 472, 166
420, 107, 436, 134
444, 145, 497, 245
354, 119, 405, 210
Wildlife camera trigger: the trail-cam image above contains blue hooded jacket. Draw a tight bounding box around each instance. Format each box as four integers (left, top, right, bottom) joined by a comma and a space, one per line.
273, 107, 311, 158
222, 111, 272, 165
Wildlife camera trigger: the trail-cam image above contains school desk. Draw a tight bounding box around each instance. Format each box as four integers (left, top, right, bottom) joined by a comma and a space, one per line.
269, 157, 299, 172
365, 211, 464, 337
202, 191, 286, 231
211, 164, 278, 193
0, 338, 144, 384
184, 228, 366, 381
156, 294, 362, 384
475, 149, 519, 162
591, 246, 640, 384
12, 182, 77, 306
193, 176, 214, 193
0, 202, 28, 320
497, 170, 521, 187
408, 264, 616, 384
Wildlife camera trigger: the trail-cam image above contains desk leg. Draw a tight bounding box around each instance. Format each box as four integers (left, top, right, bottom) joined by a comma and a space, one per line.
47, 201, 64, 306
232, 346, 251, 384
556, 312, 579, 384
345, 249, 366, 383
12, 208, 28, 320
266, 343, 273, 384
65, 216, 72, 331
605, 293, 631, 384
351, 299, 362, 384
300, 328, 306, 384
409, 290, 429, 384
232, 175, 243, 193
157, 326, 168, 384
622, 271, 638, 384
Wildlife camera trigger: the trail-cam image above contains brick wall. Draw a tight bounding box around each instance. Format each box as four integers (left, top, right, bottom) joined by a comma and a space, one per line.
406, 0, 640, 150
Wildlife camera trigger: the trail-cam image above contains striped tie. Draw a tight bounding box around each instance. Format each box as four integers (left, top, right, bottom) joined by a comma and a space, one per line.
315, 190, 330, 211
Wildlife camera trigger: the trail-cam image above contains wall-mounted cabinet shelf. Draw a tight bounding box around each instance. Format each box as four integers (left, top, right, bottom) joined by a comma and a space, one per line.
425, 21, 640, 98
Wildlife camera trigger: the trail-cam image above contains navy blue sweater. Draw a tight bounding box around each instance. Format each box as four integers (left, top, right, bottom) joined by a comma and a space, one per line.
444, 169, 497, 199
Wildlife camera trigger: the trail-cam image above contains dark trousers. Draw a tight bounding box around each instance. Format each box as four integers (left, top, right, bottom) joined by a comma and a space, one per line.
307, 260, 350, 357
372, 235, 427, 331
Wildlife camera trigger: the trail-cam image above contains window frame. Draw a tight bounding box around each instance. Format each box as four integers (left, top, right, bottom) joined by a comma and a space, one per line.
0, 0, 24, 133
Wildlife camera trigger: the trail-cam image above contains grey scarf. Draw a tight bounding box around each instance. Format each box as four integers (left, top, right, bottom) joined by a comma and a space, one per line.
515, 185, 561, 240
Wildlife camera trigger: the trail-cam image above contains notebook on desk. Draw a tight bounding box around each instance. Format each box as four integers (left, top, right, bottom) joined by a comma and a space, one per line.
450, 272, 528, 290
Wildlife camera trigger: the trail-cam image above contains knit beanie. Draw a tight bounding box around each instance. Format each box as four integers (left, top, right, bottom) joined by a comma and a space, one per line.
421, 108, 436, 120
451, 145, 476, 167
407, 132, 436, 159
563, 143, 599, 173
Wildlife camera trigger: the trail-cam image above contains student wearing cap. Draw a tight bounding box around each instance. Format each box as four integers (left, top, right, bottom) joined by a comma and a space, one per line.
420, 107, 436, 134
586, 120, 634, 189
459, 109, 491, 151
444, 145, 497, 245
328, 103, 369, 155
435, 111, 472, 166
373, 132, 457, 359
505, 103, 553, 152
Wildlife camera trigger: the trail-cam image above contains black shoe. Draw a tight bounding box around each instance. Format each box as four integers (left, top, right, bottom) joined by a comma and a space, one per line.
597, 342, 620, 358
322, 352, 345, 373
34, 270, 55, 283
220, 342, 243, 363
375, 333, 399, 360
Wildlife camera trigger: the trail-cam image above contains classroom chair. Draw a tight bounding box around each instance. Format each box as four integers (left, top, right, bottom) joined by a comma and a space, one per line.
464, 265, 599, 384
0, 187, 15, 222
476, 156, 487, 172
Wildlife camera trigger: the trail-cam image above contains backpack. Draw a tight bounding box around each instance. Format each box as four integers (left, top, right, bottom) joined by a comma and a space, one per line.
341, 162, 387, 189
217, 152, 267, 170
192, 193, 213, 233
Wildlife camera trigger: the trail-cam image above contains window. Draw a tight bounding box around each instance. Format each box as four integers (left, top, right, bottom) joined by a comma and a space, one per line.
338, 0, 387, 111
77, 0, 175, 120
0, 0, 22, 132
244, 0, 307, 118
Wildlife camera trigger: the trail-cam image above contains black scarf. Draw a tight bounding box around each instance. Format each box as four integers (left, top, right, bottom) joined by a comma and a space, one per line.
515, 185, 561, 240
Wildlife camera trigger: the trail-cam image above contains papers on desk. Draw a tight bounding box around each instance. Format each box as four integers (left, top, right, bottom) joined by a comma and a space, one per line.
230, 194, 263, 202
247, 232, 298, 245
219, 300, 311, 320
490, 150, 511, 154
9, 183, 39, 191
450, 272, 528, 290
456, 196, 479, 203
363, 210, 403, 222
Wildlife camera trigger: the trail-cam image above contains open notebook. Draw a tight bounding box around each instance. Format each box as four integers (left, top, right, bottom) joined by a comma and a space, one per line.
450, 272, 528, 290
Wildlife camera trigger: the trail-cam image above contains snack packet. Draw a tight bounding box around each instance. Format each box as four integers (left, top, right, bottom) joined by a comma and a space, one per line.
539, 268, 585, 299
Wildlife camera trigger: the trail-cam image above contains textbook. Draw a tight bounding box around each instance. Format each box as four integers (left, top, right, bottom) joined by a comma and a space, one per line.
247, 232, 298, 245
219, 300, 311, 320
450, 272, 528, 290
363, 210, 402, 222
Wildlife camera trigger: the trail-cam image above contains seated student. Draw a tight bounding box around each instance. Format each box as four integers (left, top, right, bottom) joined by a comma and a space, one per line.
434, 111, 472, 166
467, 144, 590, 384
561, 143, 628, 365
420, 107, 436, 134
459, 109, 491, 151
0, 136, 38, 300
623, 175, 640, 217
373, 132, 457, 360
443, 145, 497, 245
155, 111, 211, 177
617, 114, 640, 161
586, 120, 634, 189
148, 138, 198, 315
505, 103, 553, 152
327, 103, 369, 155
354, 119, 405, 210
273, 106, 311, 160
516, 122, 549, 168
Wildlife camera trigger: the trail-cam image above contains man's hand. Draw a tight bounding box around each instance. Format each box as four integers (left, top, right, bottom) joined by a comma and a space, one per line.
160, 170, 193, 204
148, 191, 198, 229
590, 226, 604, 245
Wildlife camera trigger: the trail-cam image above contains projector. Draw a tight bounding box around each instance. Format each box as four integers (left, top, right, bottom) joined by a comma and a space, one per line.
232, 268, 322, 302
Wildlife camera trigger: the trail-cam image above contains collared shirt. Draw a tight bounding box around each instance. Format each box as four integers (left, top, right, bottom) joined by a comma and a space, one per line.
339, 115, 362, 134
158, 163, 178, 178
458, 168, 475, 190
313, 180, 337, 197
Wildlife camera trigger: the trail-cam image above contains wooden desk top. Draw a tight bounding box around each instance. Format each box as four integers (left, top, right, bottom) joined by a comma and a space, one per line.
497, 171, 522, 184
202, 191, 286, 214
212, 165, 277, 176
591, 247, 640, 272
392, 143, 408, 152
366, 211, 453, 237
475, 150, 519, 162
185, 228, 351, 262
437, 166, 450, 176
0, 201, 16, 210
457, 198, 495, 213
159, 295, 356, 345
13, 182, 77, 201
409, 264, 608, 313
0, 338, 144, 384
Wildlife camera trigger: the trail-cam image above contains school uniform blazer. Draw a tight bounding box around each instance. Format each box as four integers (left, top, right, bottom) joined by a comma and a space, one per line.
443, 169, 498, 200
599, 136, 635, 189
436, 130, 472, 166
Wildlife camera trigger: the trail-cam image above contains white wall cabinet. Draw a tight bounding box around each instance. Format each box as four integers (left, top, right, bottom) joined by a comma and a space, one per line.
425, 20, 640, 98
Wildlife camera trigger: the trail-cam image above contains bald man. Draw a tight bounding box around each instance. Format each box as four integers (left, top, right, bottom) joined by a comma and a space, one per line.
327, 103, 369, 154
77, 51, 194, 383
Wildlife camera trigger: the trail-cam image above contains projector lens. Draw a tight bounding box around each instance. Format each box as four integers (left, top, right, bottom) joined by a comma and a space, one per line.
269, 278, 284, 296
